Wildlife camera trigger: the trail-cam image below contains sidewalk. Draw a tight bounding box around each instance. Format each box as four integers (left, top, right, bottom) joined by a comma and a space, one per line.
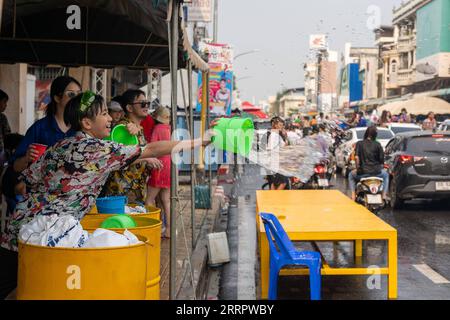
159, 174, 226, 300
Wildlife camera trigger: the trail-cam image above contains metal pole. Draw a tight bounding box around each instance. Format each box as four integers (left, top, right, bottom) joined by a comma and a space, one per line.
213, 0, 218, 42
188, 61, 196, 250
169, 0, 179, 301
206, 72, 212, 192
198, 71, 208, 171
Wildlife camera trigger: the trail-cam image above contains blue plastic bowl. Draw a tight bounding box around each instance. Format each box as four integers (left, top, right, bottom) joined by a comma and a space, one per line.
96, 196, 127, 214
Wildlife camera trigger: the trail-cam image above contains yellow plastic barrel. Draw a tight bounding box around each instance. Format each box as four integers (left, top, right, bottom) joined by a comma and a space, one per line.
81, 216, 162, 300
17, 236, 148, 300
87, 204, 161, 221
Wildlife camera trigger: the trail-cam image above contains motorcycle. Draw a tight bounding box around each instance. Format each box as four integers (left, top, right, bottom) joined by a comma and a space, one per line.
355, 177, 385, 214
290, 162, 332, 190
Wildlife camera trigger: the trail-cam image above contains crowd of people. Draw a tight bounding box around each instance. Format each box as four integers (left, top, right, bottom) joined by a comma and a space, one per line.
345, 107, 438, 131
259, 104, 444, 196
0, 76, 211, 299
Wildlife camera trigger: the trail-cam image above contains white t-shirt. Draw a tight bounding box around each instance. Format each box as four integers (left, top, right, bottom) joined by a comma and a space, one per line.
267, 131, 286, 151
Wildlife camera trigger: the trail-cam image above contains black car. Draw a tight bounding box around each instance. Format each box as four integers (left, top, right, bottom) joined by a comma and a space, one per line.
385, 131, 450, 209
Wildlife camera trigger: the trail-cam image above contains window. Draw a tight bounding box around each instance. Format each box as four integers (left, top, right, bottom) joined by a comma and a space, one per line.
391, 60, 397, 73
406, 136, 450, 156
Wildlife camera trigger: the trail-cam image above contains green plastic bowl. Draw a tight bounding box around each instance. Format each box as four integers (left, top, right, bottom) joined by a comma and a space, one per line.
100, 215, 137, 229
106, 124, 139, 146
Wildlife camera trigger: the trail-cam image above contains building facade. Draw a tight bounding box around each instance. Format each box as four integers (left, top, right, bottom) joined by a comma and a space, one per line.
377, 0, 450, 99
304, 49, 338, 115
278, 88, 306, 118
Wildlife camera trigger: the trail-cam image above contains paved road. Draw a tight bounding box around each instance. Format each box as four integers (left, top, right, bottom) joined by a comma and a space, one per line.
220, 165, 450, 300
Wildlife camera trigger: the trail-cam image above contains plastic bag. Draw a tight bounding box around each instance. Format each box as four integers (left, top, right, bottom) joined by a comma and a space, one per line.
82, 228, 141, 248
124, 205, 147, 214
247, 137, 324, 182
19, 214, 89, 248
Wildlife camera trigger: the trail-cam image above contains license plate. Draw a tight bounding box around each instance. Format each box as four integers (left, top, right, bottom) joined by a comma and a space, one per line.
436, 182, 450, 191
366, 194, 383, 204
318, 179, 329, 187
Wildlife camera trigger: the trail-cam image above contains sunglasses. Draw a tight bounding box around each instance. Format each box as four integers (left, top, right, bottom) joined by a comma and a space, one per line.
64, 90, 81, 99
132, 101, 151, 109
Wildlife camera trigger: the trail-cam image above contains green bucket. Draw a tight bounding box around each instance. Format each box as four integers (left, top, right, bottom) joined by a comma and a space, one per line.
100, 215, 137, 229
105, 124, 139, 146
212, 117, 254, 156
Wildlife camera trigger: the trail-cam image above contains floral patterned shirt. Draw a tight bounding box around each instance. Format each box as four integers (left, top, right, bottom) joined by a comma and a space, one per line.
0, 131, 141, 252
101, 117, 149, 203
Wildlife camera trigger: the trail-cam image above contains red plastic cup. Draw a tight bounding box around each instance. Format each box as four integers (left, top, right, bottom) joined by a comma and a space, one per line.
30, 143, 47, 162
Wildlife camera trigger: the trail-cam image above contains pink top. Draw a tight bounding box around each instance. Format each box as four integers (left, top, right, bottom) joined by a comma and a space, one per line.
148, 124, 171, 189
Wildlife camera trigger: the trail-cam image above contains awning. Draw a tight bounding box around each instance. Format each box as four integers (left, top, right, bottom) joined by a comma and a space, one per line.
379, 97, 450, 115
245, 110, 269, 119
181, 24, 208, 72
0, 0, 201, 70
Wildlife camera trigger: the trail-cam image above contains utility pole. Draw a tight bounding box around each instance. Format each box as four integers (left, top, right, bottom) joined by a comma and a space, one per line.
213, 0, 218, 42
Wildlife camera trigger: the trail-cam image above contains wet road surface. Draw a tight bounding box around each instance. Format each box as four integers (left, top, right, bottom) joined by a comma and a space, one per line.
220, 165, 450, 300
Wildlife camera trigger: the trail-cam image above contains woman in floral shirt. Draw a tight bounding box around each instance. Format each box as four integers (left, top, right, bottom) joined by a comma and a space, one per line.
0, 91, 210, 299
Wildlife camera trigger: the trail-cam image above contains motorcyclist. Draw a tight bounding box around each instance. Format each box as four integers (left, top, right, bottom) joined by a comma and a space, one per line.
263, 116, 290, 190
310, 124, 330, 159
348, 126, 389, 201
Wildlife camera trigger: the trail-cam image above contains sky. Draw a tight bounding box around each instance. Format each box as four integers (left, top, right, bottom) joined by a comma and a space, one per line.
216, 0, 403, 103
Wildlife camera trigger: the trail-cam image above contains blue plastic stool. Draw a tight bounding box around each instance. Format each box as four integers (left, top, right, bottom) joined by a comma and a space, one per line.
260, 213, 322, 300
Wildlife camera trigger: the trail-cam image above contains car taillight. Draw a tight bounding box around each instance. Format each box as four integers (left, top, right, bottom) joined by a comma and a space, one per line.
398, 155, 413, 164
314, 165, 326, 174
398, 154, 425, 164
432, 134, 444, 138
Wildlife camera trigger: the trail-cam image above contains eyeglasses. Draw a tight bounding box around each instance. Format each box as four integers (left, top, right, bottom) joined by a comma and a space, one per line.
132, 101, 151, 109
64, 90, 81, 99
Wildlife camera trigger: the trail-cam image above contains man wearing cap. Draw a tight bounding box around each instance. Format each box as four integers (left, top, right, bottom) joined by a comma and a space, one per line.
108, 97, 124, 128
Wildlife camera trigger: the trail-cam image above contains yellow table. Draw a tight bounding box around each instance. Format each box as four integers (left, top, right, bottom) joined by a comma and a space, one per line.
256, 190, 398, 299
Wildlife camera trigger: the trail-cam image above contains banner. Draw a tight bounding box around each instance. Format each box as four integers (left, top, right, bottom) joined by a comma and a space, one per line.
199, 42, 234, 70
186, 0, 212, 22
197, 43, 234, 116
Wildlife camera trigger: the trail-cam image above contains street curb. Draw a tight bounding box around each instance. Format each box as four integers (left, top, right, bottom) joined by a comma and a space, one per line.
177, 183, 225, 300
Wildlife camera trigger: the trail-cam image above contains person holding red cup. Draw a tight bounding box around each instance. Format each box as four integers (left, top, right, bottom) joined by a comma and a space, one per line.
11, 76, 81, 172
29, 143, 47, 163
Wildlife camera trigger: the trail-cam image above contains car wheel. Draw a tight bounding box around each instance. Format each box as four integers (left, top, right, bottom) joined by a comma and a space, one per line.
390, 179, 404, 210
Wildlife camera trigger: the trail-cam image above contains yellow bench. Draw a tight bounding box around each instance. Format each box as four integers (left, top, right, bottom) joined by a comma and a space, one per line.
257, 190, 398, 299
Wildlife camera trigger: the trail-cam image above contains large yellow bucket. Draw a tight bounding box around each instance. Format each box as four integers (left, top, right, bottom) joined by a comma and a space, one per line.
81, 216, 161, 300
87, 205, 161, 220
17, 237, 148, 300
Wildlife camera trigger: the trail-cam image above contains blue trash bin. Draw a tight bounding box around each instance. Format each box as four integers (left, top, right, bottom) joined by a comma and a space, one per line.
96, 196, 127, 214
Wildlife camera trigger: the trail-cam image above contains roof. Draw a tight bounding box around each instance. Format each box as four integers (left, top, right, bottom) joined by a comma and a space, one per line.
396, 130, 450, 138
0, 0, 205, 70
388, 123, 422, 128
352, 127, 393, 131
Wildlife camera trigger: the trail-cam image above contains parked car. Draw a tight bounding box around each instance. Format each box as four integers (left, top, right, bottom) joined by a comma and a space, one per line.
385, 131, 450, 208
388, 123, 422, 135
335, 127, 395, 175
438, 120, 450, 131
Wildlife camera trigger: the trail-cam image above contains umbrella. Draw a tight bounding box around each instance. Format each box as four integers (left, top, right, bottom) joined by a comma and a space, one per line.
416, 63, 437, 75
379, 97, 450, 115
398, 97, 450, 115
